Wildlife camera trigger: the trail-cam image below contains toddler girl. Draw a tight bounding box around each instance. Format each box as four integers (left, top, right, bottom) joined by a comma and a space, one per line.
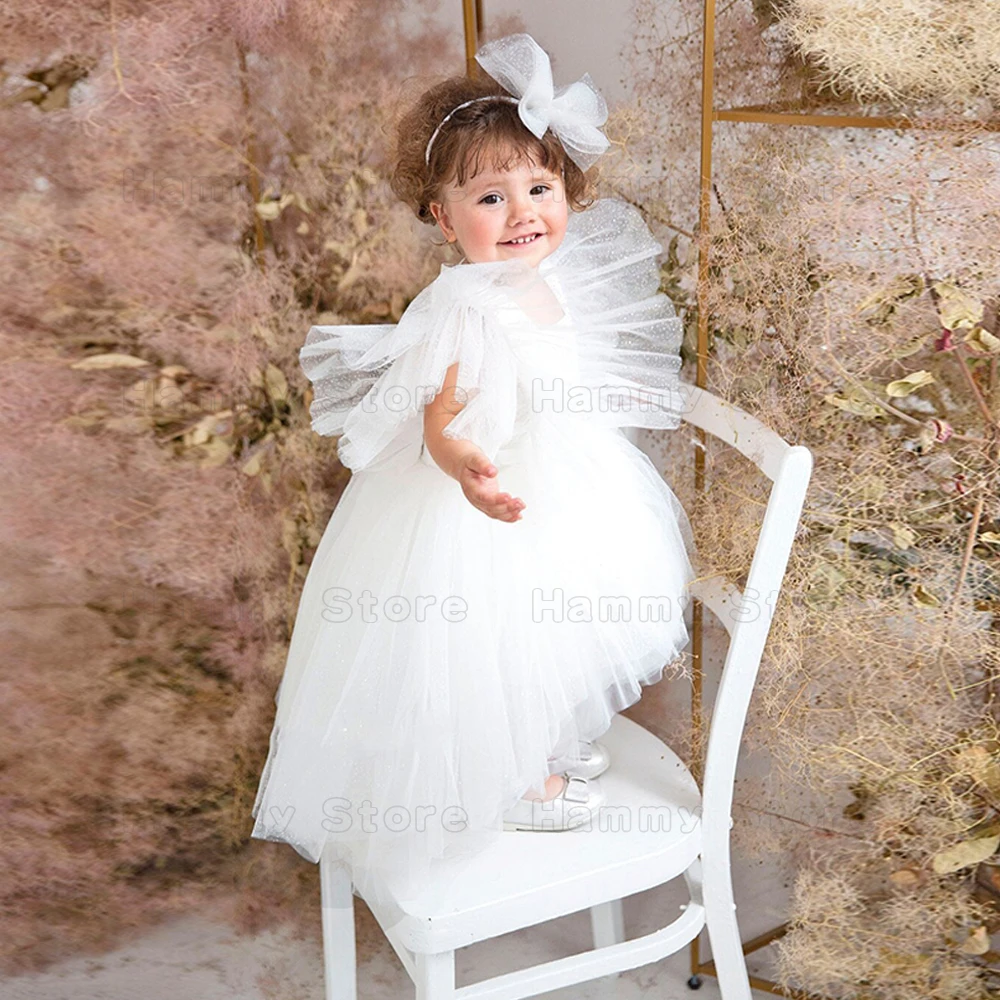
251, 32, 694, 925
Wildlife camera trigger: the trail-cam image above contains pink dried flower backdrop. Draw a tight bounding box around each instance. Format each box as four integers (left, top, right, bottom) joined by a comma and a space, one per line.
0, 0, 465, 973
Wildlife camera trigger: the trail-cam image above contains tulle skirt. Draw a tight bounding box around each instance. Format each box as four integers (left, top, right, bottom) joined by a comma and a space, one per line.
250, 414, 693, 924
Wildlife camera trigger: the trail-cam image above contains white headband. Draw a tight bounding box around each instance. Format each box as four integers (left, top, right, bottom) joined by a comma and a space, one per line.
423, 33, 610, 173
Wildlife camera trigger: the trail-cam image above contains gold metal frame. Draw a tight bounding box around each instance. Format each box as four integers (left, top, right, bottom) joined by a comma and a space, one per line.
462, 0, 484, 75
456, 3, 995, 997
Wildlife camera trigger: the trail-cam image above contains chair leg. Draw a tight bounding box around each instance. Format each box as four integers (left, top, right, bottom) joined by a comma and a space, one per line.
415, 951, 455, 999
320, 852, 357, 1000
703, 867, 752, 1000
684, 856, 705, 907
590, 898, 625, 947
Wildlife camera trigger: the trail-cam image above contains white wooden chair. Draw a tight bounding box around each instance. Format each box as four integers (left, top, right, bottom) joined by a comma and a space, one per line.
319, 384, 813, 1000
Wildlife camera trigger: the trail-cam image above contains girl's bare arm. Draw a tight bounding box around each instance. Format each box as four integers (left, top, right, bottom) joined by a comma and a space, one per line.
423, 361, 525, 523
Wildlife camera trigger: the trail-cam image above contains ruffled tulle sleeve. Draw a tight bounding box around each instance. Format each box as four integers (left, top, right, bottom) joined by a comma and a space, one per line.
299, 264, 524, 474
537, 197, 686, 431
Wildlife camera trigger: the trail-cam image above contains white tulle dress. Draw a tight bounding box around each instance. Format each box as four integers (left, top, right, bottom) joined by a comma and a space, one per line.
250, 197, 695, 925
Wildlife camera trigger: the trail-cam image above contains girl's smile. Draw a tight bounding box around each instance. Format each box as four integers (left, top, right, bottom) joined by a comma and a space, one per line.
428, 156, 569, 267
499, 231, 545, 249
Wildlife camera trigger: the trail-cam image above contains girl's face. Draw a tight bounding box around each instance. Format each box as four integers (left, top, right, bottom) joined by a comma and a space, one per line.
428, 153, 569, 267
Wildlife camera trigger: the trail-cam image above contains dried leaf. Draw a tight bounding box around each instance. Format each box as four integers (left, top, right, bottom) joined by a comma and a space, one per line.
352, 208, 370, 237
890, 522, 917, 549
71, 353, 150, 370
885, 370, 935, 397
912, 584, 940, 607
155, 376, 184, 409
241, 433, 275, 477
890, 333, 929, 359
198, 437, 233, 468
183, 410, 233, 448
933, 281, 985, 330
255, 193, 294, 220
241, 451, 264, 477
264, 363, 288, 402
958, 925, 990, 955
957, 745, 1000, 795
808, 562, 848, 606
980, 532, 1000, 546
963, 326, 1000, 354
824, 393, 883, 419
856, 273, 924, 316
931, 834, 1000, 874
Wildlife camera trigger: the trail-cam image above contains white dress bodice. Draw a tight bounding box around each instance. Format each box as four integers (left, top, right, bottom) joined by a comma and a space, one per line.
420, 272, 581, 470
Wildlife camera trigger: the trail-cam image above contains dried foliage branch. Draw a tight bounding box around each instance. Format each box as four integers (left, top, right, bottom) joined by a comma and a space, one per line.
701, 132, 1000, 998
775, 0, 1000, 111
628, 1, 1000, 996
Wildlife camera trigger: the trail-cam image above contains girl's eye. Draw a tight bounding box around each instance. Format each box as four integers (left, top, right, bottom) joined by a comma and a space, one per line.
479, 184, 551, 205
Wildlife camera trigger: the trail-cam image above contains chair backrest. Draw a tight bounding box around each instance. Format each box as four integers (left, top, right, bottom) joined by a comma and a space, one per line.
678, 385, 812, 889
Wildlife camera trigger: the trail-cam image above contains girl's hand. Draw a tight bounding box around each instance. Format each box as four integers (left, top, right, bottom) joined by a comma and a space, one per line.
423, 361, 524, 521
457, 450, 525, 523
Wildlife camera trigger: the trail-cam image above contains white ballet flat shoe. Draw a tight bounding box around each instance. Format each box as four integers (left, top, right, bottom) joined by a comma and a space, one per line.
547, 739, 611, 780
502, 774, 605, 832
502, 773, 605, 832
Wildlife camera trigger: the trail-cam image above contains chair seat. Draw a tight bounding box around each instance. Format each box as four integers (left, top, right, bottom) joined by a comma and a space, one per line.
366, 714, 703, 954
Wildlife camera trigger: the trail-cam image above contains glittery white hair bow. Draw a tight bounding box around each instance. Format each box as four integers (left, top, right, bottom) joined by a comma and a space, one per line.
424, 33, 610, 173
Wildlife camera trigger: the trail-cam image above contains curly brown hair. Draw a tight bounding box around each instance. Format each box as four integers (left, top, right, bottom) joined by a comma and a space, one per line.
389, 73, 599, 226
